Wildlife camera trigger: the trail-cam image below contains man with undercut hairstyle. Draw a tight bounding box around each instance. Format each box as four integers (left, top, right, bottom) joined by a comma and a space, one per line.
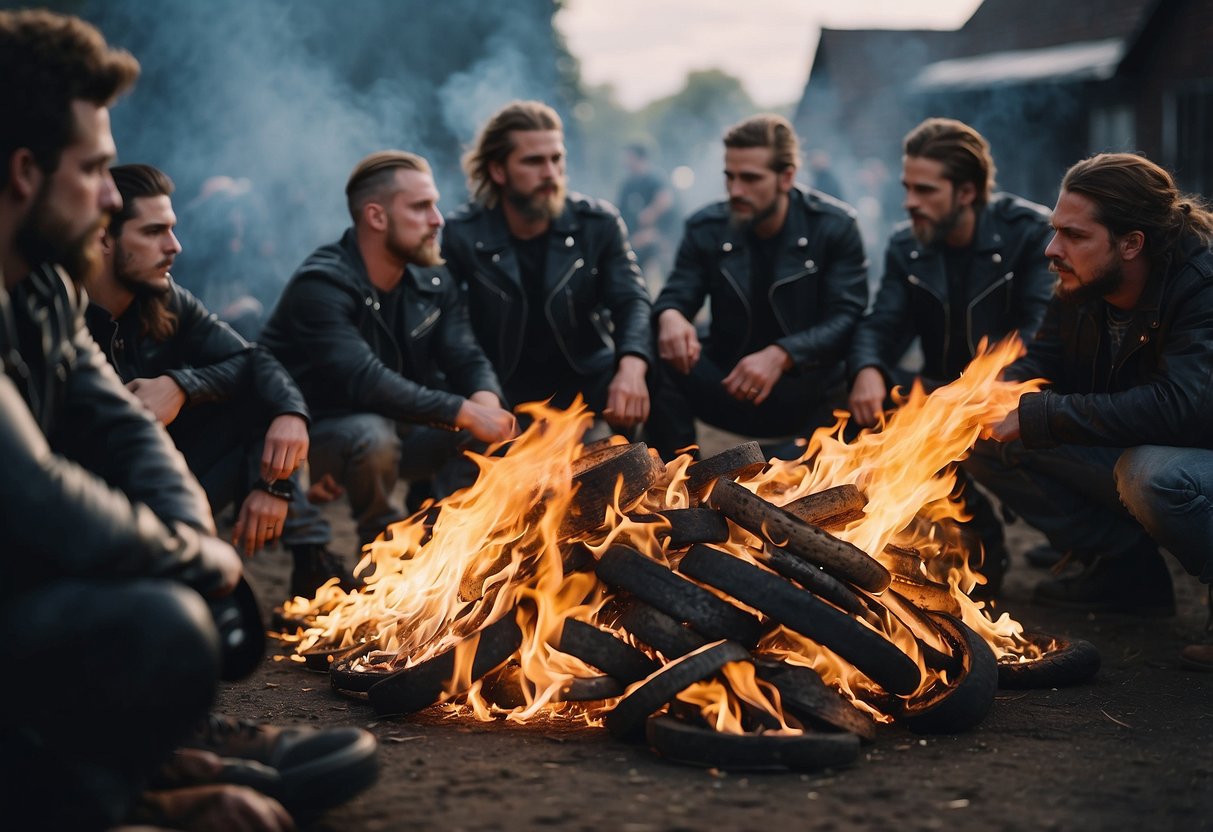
442, 100, 654, 436
648, 113, 869, 461
846, 118, 1054, 595
85, 164, 332, 594
261, 150, 516, 551
973, 153, 1213, 669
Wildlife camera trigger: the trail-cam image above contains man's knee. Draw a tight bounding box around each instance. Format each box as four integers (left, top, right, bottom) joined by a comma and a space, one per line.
313, 413, 400, 472
126, 581, 222, 700
1114, 445, 1175, 504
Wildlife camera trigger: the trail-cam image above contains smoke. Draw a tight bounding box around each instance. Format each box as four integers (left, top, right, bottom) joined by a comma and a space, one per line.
42, 0, 571, 315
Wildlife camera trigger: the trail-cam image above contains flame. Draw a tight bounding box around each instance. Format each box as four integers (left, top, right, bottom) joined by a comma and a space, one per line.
674, 662, 801, 735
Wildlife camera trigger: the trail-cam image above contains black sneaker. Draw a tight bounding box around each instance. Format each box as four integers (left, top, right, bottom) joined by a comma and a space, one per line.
289, 544, 363, 599
1033, 547, 1175, 616
1024, 543, 1064, 569
182, 713, 379, 819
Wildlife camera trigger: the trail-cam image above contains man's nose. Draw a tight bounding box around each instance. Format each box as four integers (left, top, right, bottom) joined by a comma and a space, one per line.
167, 230, 183, 256
429, 205, 444, 227
100, 172, 122, 214
1044, 232, 1062, 260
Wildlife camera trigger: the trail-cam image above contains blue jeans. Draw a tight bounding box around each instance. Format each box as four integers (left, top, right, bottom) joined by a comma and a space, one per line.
284, 413, 474, 547
965, 439, 1213, 582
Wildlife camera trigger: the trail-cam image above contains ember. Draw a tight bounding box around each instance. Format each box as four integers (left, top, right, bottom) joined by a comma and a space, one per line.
280, 336, 1099, 770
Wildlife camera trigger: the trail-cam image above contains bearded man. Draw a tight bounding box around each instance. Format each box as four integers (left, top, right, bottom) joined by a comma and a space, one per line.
441, 100, 654, 437
845, 118, 1054, 595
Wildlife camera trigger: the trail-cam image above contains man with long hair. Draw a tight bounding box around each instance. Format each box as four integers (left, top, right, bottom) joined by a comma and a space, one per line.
973, 153, 1213, 668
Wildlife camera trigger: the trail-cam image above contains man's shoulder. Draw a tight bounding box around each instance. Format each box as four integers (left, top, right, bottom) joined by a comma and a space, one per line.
986, 192, 1052, 227
444, 199, 488, 226
885, 220, 919, 250
797, 186, 859, 222
565, 191, 624, 222
684, 199, 731, 230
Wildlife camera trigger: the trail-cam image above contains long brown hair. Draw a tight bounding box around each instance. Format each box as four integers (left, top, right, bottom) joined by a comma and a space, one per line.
462, 100, 562, 208
903, 117, 995, 210
110, 164, 179, 342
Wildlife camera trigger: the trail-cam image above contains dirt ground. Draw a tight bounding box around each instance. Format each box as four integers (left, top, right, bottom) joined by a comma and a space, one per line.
221, 426, 1213, 832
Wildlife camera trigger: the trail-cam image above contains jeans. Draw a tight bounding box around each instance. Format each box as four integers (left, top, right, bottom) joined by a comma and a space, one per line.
965, 438, 1213, 582
284, 413, 474, 547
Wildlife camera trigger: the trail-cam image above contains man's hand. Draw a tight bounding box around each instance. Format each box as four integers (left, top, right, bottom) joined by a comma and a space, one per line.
990, 408, 1021, 443
261, 414, 309, 481
657, 309, 701, 375
848, 367, 888, 428
456, 393, 519, 443
127, 376, 186, 425
196, 533, 244, 598
603, 355, 650, 428
232, 489, 288, 557
722, 345, 791, 406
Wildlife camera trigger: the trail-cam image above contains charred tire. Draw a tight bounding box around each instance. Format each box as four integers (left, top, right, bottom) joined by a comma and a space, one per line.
679, 545, 920, 696
330, 661, 394, 694
753, 659, 877, 742
563, 442, 661, 536
605, 640, 751, 741
997, 635, 1101, 689
617, 601, 709, 660
480, 672, 624, 708
368, 614, 523, 715
596, 545, 765, 646
758, 546, 870, 620
684, 442, 767, 495
656, 508, 731, 549
706, 479, 890, 592
781, 484, 867, 528
903, 612, 997, 734
557, 619, 661, 684
645, 716, 860, 771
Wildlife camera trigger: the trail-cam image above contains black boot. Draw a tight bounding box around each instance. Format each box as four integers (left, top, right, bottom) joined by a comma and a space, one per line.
288, 544, 362, 599
1033, 545, 1175, 616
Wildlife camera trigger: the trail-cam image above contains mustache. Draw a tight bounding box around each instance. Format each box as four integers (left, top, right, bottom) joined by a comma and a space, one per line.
1048, 258, 1074, 273
729, 198, 755, 211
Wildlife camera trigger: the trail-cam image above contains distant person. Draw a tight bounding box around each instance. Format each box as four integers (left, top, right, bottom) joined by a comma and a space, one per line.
646, 113, 869, 461
846, 118, 1054, 595
261, 150, 517, 551
973, 153, 1213, 661
617, 141, 677, 289
442, 101, 654, 437
808, 149, 844, 202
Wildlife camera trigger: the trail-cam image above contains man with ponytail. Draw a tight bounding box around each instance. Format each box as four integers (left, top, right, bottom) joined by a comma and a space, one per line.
971, 152, 1213, 668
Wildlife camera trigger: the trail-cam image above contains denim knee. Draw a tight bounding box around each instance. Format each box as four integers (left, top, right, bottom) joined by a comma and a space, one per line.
1114, 445, 1179, 512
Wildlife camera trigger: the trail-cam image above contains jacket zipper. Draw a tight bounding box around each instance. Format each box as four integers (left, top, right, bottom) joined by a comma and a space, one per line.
965, 273, 1013, 354
471, 268, 516, 378
545, 257, 585, 371
907, 273, 950, 369
768, 268, 812, 334
720, 263, 753, 358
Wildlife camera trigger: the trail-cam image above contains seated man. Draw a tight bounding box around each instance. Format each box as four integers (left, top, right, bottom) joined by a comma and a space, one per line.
648, 114, 869, 460
260, 150, 517, 552
442, 101, 653, 437
846, 118, 1054, 593
84, 163, 346, 597
973, 153, 1213, 667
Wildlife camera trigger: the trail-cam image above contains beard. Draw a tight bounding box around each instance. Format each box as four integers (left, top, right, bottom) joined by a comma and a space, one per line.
504, 178, 565, 223
14, 181, 106, 284
1054, 257, 1125, 305
113, 243, 174, 298
385, 222, 444, 268
910, 200, 965, 246
728, 196, 779, 231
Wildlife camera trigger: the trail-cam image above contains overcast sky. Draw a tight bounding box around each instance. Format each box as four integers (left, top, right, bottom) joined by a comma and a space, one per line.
556, 0, 983, 109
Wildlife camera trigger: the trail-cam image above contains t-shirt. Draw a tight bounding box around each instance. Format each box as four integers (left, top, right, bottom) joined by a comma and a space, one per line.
942, 243, 977, 378
509, 232, 576, 401
743, 224, 786, 356
1105, 302, 1133, 358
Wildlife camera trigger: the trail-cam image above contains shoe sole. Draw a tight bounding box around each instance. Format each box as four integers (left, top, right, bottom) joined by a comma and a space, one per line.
278, 730, 380, 820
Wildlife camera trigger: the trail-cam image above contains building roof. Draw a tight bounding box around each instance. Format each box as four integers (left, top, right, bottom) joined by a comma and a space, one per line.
912, 38, 1127, 92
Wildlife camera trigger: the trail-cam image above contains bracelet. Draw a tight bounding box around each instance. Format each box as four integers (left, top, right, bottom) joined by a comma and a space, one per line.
253, 478, 294, 501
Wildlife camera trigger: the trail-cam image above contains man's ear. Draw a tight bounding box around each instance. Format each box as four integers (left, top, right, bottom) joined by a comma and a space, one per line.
489, 161, 507, 188
777, 165, 796, 193
7, 148, 43, 202
363, 201, 388, 233
955, 180, 978, 209
1119, 229, 1145, 262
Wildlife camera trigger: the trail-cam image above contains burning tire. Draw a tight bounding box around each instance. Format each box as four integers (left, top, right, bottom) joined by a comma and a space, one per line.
368, 614, 523, 715
617, 601, 708, 660
556, 618, 661, 684
997, 634, 1101, 689
595, 545, 765, 646
645, 715, 860, 771
753, 659, 877, 742
563, 442, 662, 536
605, 639, 752, 741
902, 612, 997, 734
679, 544, 921, 696
629, 507, 731, 549
684, 441, 767, 496
706, 478, 890, 592
781, 483, 867, 529
757, 545, 872, 621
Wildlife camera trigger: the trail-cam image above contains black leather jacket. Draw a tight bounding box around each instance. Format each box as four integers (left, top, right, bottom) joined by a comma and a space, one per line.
1010, 237, 1213, 449
441, 193, 653, 386
84, 280, 308, 423
654, 186, 868, 380
260, 228, 503, 426
0, 264, 232, 596
848, 193, 1054, 385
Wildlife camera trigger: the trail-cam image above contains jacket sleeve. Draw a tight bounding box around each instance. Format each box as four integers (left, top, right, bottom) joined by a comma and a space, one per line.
1005, 297, 1065, 383
162, 285, 252, 405
282, 271, 466, 427
599, 212, 654, 365
847, 244, 916, 384
1018, 287, 1213, 448
775, 213, 869, 371
249, 344, 309, 422
653, 221, 711, 322
432, 280, 506, 402
1, 372, 233, 594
